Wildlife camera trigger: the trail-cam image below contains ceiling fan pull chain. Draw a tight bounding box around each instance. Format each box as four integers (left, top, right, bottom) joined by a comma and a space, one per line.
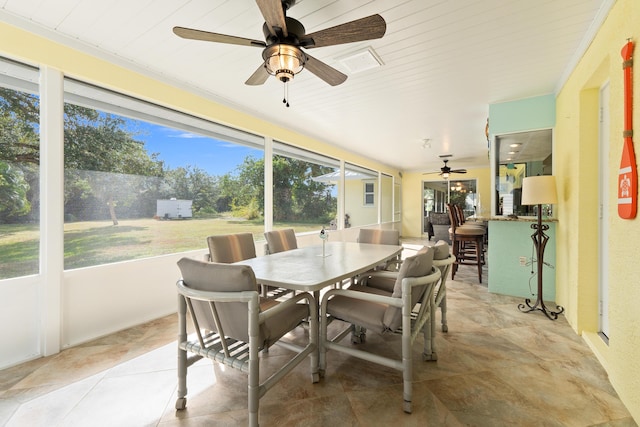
283, 81, 290, 107
282, 81, 286, 104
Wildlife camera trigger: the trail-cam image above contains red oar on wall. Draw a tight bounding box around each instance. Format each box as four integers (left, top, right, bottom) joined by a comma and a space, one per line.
619, 40, 637, 219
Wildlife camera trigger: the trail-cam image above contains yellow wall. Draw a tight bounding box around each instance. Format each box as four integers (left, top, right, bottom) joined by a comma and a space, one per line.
401, 167, 491, 238
555, 0, 640, 418
345, 179, 378, 227
0, 21, 399, 182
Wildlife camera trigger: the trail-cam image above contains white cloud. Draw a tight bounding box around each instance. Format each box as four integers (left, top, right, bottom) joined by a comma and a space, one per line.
168, 132, 206, 139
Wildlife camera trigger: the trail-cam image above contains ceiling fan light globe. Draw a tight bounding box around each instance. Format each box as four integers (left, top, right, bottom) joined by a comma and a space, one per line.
265, 44, 305, 81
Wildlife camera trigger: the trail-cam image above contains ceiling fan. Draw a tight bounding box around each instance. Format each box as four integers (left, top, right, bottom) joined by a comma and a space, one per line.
424, 158, 468, 179
173, 0, 386, 91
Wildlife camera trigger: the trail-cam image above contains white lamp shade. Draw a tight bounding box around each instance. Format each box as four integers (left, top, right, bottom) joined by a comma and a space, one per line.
521, 175, 558, 205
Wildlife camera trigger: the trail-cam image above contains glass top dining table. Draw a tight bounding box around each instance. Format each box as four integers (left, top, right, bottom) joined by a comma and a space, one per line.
234, 241, 403, 294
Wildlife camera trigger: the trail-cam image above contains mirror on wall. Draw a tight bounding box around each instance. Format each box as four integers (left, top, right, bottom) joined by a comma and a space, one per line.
494, 129, 552, 216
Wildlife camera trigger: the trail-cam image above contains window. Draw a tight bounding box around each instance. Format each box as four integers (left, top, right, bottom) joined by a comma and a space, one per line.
364, 181, 375, 206
273, 142, 338, 232
0, 58, 40, 280
62, 79, 264, 270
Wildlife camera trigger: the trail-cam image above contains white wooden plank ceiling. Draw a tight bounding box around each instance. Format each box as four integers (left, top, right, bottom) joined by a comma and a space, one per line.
0, 0, 613, 172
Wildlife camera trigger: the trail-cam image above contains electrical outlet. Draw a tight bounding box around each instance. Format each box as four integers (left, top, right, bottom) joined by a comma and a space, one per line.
519, 256, 527, 266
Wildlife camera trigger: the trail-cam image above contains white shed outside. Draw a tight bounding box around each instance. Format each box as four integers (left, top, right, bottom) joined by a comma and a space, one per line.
157, 199, 193, 219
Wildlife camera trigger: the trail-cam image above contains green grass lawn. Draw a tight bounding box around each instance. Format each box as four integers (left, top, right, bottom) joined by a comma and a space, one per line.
0, 217, 325, 280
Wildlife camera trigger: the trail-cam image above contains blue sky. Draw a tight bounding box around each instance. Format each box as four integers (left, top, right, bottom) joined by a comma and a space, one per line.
131, 120, 262, 176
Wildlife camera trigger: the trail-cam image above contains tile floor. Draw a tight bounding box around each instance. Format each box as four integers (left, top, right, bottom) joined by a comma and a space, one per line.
0, 243, 637, 427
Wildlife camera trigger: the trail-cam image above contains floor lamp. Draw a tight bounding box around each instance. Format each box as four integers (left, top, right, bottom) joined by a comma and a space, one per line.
517, 175, 565, 320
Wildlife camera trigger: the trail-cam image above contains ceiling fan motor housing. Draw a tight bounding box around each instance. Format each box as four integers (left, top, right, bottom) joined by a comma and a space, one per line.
262, 17, 305, 43
261, 16, 307, 82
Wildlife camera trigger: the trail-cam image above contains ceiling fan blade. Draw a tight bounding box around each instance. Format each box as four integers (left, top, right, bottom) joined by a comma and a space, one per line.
302, 14, 386, 48
451, 169, 468, 174
256, 0, 288, 37
304, 53, 347, 86
173, 27, 266, 47
245, 64, 270, 85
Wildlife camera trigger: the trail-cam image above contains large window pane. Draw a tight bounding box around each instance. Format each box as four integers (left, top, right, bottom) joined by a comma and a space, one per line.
0, 58, 40, 280
344, 163, 378, 227
63, 80, 264, 270
273, 142, 338, 232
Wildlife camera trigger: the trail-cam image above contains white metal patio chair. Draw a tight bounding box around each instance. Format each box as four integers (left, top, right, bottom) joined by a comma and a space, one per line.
319, 248, 441, 413
175, 257, 318, 427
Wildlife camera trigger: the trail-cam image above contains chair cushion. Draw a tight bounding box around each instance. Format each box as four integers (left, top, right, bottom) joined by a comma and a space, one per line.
357, 229, 400, 245
391, 249, 434, 298
432, 240, 450, 260
262, 302, 309, 348
383, 248, 434, 330
417, 245, 429, 255
365, 247, 435, 295
453, 227, 485, 236
360, 271, 397, 293
178, 257, 258, 292
264, 228, 298, 254
207, 233, 257, 263
326, 294, 387, 334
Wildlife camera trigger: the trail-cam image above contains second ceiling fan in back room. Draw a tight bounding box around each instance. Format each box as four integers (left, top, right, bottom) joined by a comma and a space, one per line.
173, 0, 387, 106
424, 156, 468, 180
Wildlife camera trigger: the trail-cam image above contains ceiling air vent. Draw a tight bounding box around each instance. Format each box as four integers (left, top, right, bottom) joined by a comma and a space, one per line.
337, 47, 383, 74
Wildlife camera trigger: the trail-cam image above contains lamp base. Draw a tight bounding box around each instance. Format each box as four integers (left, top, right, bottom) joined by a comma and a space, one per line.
518, 297, 565, 320
517, 203, 564, 320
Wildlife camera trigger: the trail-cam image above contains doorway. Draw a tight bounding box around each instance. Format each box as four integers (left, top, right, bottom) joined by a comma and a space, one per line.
423, 179, 478, 238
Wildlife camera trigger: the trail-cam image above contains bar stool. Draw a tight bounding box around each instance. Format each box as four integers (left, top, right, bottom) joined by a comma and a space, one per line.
453, 204, 488, 247
446, 204, 485, 283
